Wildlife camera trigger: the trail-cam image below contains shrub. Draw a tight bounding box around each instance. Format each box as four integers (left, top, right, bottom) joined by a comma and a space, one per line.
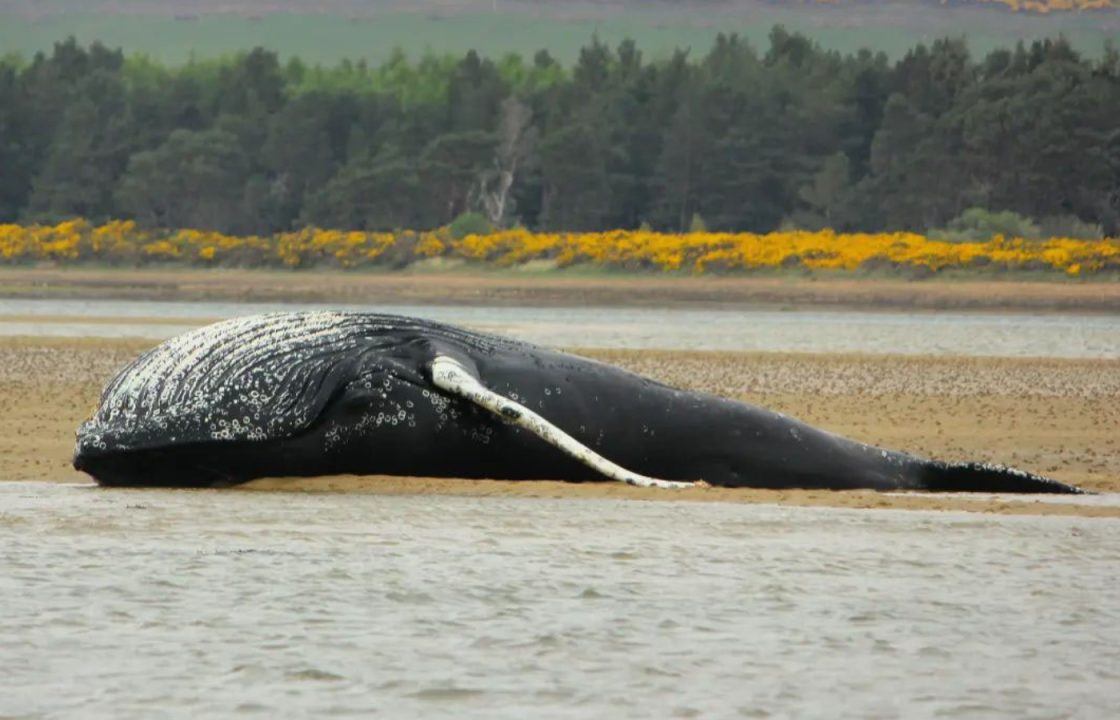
2, 219, 1117, 276
448, 212, 493, 239
932, 208, 1040, 242
1037, 215, 1103, 240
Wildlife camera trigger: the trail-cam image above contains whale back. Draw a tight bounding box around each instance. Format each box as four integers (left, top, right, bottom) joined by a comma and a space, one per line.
76, 311, 513, 456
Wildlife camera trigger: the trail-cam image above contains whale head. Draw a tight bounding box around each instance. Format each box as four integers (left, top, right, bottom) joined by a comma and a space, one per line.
73, 311, 413, 486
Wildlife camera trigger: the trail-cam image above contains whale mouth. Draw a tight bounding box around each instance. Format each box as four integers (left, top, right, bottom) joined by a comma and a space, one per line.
73, 443, 244, 487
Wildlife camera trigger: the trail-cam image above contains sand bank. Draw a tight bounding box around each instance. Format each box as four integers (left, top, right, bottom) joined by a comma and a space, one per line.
2, 336, 1116, 517
2, 267, 1118, 312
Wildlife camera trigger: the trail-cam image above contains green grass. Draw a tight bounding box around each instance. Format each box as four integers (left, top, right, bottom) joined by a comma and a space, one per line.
1, 9, 1116, 66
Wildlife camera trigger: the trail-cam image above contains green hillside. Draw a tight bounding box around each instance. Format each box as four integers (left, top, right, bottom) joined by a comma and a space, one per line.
1, 5, 1116, 65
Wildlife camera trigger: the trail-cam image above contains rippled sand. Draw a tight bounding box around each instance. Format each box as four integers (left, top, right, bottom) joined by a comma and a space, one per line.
4, 266, 1120, 311
2, 337, 1116, 516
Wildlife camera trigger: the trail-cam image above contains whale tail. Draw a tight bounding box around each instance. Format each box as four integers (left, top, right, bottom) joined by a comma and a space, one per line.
919, 461, 1085, 494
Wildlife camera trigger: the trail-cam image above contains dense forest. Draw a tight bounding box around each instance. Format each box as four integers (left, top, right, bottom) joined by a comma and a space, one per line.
1, 31, 1118, 236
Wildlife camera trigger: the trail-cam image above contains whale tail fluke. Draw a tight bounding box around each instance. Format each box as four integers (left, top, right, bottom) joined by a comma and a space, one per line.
920, 461, 1085, 494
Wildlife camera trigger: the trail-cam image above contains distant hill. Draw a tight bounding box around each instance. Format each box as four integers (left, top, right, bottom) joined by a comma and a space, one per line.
4, 1, 1118, 17
1, 0, 1116, 66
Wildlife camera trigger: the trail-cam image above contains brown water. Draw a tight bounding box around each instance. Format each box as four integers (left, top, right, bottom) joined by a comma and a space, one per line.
2, 483, 1118, 718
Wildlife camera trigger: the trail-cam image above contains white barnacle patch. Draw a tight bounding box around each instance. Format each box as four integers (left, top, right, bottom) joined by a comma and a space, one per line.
323, 423, 344, 451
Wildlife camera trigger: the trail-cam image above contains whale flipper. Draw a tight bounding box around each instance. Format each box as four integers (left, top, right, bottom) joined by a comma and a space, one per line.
430, 355, 698, 489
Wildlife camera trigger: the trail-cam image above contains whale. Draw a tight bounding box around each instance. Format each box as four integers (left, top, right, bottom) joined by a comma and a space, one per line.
73, 311, 1083, 493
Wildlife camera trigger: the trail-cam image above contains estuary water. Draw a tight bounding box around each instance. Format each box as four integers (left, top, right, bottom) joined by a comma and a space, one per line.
2, 483, 1118, 719
2, 298, 1119, 357
4, 300, 1118, 718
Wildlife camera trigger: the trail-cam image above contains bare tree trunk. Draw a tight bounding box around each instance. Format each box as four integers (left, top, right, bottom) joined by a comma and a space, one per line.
476, 97, 536, 227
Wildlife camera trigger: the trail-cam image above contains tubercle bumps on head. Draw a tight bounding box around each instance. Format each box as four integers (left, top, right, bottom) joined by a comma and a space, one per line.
82, 312, 525, 451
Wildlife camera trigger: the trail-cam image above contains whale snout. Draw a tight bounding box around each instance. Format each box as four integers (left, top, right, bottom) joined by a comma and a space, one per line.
73, 437, 242, 487
71, 446, 91, 474
72, 426, 110, 475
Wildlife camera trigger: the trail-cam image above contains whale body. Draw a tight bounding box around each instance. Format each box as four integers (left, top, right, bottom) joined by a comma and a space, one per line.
73, 311, 1083, 494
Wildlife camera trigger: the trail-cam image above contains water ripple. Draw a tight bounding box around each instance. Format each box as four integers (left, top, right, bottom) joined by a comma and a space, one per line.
0, 484, 1117, 718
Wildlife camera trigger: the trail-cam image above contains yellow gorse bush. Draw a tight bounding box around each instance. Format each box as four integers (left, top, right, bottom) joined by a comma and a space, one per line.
1, 220, 1118, 276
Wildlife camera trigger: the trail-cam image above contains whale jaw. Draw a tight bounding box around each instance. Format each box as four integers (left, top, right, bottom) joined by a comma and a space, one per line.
73, 444, 245, 487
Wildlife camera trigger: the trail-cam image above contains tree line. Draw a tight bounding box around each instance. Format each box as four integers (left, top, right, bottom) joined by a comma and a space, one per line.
1, 31, 1118, 237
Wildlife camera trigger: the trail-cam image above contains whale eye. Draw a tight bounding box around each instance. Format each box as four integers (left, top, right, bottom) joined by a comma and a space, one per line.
500, 406, 521, 420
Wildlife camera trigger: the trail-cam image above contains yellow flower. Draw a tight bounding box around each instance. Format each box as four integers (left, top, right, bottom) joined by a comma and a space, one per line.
1, 219, 1117, 276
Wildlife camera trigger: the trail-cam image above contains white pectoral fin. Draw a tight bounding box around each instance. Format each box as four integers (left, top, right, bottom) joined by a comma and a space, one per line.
430, 356, 699, 489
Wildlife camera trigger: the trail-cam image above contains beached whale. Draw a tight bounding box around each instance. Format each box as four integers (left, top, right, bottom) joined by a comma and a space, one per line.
73, 311, 1082, 493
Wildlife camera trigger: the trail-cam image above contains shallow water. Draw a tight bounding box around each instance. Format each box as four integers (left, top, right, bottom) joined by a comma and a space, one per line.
2, 298, 1119, 357
1, 483, 1117, 719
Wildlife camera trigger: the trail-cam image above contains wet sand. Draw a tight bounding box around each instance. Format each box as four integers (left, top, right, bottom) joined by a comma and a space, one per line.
3, 266, 1119, 312
2, 336, 1116, 517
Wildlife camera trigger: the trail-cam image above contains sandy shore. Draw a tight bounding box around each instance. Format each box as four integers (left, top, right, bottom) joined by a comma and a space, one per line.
2, 336, 1116, 517
2, 266, 1119, 312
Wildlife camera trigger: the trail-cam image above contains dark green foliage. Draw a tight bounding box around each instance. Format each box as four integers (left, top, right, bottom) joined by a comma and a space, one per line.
300, 150, 423, 231
792, 152, 855, 230
115, 128, 252, 233
419, 131, 498, 224
1, 32, 1117, 235
27, 69, 140, 222
1036, 214, 1104, 240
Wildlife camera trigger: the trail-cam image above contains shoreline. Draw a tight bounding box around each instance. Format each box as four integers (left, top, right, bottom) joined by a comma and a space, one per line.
4, 336, 1115, 518
2, 267, 1119, 313
239, 476, 1120, 518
